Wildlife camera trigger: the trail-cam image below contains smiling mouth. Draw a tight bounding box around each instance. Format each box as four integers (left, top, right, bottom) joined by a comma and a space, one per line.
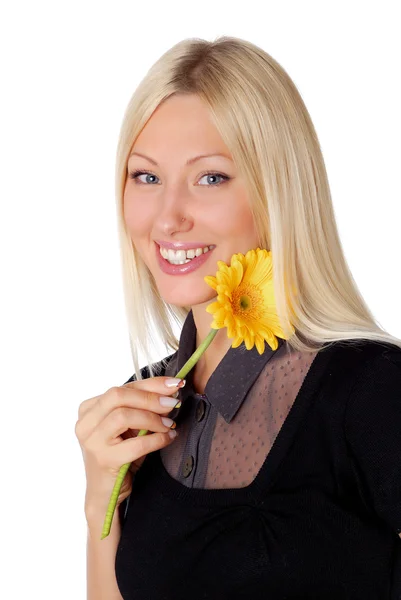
158, 244, 216, 265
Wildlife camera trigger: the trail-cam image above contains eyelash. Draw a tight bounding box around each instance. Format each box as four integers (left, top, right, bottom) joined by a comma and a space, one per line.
128, 169, 230, 187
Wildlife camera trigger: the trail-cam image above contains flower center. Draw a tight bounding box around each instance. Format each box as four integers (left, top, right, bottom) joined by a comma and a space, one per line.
239, 295, 251, 310
233, 284, 264, 319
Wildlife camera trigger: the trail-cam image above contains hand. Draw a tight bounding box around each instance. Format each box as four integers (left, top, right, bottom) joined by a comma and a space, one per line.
75, 376, 183, 519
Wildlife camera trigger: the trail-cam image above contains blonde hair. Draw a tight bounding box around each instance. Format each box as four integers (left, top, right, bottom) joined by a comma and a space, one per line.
114, 35, 401, 381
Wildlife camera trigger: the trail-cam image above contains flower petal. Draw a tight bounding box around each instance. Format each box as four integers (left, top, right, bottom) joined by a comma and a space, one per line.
216, 260, 230, 274
214, 307, 227, 323
231, 335, 244, 348
204, 275, 217, 291
243, 330, 254, 350
243, 249, 273, 288
216, 270, 230, 286
229, 260, 243, 289
210, 320, 225, 330
205, 301, 222, 315
255, 335, 265, 355
226, 316, 237, 339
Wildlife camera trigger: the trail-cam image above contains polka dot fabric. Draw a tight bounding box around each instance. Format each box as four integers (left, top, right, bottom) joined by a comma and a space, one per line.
160, 340, 318, 489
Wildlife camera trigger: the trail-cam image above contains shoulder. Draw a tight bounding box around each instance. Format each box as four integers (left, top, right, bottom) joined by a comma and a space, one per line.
346, 340, 401, 388
330, 339, 401, 406
343, 341, 401, 421
123, 351, 178, 385
329, 338, 401, 358
325, 339, 401, 379
314, 339, 401, 401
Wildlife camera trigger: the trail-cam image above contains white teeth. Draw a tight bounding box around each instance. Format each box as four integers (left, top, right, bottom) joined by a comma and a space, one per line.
159, 245, 214, 263
167, 249, 187, 262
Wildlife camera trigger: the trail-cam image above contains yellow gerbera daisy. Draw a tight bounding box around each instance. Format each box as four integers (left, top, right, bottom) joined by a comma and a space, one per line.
204, 247, 294, 354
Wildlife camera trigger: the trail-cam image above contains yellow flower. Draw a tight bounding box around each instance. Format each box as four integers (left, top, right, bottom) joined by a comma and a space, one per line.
204, 248, 294, 354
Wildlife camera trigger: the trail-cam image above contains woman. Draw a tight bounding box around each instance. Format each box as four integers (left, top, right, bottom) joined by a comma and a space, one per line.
76, 36, 401, 599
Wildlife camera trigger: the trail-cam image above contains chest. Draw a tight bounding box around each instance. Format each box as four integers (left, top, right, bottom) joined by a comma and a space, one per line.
191, 365, 211, 396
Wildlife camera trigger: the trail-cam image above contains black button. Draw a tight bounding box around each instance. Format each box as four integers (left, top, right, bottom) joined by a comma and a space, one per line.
183, 455, 194, 478
195, 399, 206, 422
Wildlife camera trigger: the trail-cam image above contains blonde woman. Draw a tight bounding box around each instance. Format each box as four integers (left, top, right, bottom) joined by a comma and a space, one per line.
75, 36, 401, 599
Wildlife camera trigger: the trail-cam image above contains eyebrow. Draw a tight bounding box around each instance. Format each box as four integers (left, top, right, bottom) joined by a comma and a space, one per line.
128, 151, 232, 166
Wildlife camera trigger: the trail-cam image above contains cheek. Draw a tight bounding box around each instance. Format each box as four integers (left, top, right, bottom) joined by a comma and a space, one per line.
123, 192, 152, 237
215, 198, 255, 237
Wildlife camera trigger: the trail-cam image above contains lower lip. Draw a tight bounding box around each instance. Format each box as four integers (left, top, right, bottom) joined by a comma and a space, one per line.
156, 244, 215, 275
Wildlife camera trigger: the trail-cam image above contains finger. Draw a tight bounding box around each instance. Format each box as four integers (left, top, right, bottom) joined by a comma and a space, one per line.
77, 375, 183, 420
122, 376, 185, 392
106, 430, 177, 471
94, 406, 176, 444
77, 393, 102, 420
78, 375, 184, 419
76, 376, 184, 440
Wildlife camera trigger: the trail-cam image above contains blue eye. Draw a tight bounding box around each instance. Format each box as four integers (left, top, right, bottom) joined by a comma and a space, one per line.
129, 170, 159, 184
197, 172, 230, 186
128, 170, 230, 187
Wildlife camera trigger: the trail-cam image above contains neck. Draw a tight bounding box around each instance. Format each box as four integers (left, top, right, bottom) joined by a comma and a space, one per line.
190, 301, 233, 377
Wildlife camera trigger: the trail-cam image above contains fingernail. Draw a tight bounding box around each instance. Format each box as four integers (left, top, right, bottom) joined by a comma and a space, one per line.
168, 430, 178, 439
161, 417, 176, 429
165, 378, 186, 388
160, 396, 179, 407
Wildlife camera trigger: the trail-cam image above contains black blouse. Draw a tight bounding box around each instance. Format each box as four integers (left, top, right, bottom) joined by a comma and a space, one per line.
116, 313, 401, 599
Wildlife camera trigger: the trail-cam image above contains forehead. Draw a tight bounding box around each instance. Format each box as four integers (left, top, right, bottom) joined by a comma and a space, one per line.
130, 94, 231, 160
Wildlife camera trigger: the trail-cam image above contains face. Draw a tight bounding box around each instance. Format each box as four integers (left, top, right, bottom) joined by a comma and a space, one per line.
123, 93, 260, 308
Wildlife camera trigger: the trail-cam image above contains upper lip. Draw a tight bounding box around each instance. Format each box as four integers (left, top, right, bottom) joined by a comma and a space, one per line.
155, 240, 216, 251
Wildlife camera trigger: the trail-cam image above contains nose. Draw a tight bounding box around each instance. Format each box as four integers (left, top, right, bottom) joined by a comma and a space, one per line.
153, 188, 192, 236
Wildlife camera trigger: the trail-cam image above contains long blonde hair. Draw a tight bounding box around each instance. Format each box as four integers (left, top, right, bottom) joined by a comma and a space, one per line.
114, 35, 401, 381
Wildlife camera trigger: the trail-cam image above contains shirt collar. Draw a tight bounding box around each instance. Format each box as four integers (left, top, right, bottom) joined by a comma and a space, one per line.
174, 309, 285, 424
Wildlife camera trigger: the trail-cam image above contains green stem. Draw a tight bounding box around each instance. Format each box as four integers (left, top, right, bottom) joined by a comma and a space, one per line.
100, 328, 219, 539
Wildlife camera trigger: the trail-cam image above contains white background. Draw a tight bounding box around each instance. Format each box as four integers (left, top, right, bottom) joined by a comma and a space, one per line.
1, 1, 400, 597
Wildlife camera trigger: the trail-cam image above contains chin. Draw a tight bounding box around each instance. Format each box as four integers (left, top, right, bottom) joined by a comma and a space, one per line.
158, 289, 216, 307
